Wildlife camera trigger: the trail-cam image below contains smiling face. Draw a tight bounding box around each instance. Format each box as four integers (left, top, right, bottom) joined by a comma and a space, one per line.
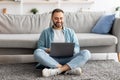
52, 12, 64, 29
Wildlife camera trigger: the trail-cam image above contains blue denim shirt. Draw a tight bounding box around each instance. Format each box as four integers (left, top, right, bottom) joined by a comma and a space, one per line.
37, 27, 80, 54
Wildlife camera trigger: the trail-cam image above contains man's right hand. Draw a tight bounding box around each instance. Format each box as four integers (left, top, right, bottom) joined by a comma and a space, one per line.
45, 48, 51, 53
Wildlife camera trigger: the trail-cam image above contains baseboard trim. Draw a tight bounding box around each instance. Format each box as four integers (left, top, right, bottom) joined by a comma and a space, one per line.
0, 53, 118, 64
90, 53, 118, 62
0, 55, 35, 64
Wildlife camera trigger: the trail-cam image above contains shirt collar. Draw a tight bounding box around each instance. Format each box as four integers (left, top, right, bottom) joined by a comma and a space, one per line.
50, 26, 66, 32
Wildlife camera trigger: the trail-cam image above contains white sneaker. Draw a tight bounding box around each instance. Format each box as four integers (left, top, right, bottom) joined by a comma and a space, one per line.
42, 68, 61, 77
65, 67, 82, 75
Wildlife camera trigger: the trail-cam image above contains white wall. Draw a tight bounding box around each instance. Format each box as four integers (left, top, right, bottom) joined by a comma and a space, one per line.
90, 0, 119, 12
0, 0, 120, 14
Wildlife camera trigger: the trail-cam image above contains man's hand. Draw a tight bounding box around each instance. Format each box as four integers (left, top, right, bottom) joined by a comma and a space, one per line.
45, 48, 51, 53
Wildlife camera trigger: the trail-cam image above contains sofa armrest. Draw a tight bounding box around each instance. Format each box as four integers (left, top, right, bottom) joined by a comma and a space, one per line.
112, 18, 120, 53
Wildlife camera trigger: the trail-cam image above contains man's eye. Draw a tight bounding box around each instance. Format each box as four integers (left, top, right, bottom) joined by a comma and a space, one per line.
54, 18, 58, 20
60, 18, 63, 20
54, 17, 63, 20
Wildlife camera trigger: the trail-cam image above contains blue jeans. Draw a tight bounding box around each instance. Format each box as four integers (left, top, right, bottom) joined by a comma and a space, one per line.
34, 49, 91, 69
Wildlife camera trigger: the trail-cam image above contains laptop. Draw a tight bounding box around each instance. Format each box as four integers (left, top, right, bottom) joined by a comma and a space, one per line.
50, 43, 75, 58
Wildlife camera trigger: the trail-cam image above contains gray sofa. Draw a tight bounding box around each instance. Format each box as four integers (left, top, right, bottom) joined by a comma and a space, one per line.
0, 12, 119, 63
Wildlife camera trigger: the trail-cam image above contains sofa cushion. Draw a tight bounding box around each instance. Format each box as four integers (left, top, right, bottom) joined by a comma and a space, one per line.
63, 12, 104, 33
0, 13, 51, 34
0, 34, 40, 48
76, 33, 117, 47
0, 33, 117, 49
91, 14, 115, 34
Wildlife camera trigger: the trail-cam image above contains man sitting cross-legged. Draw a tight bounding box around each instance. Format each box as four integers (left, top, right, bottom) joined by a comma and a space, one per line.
34, 8, 91, 77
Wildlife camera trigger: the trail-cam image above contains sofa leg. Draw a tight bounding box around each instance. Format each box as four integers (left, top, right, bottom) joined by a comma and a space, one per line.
118, 53, 120, 62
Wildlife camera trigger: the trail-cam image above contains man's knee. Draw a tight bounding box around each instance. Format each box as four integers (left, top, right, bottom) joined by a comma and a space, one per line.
34, 49, 43, 58
81, 49, 91, 60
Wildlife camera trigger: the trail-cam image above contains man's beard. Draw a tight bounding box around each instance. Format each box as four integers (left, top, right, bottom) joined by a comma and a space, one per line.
53, 22, 63, 28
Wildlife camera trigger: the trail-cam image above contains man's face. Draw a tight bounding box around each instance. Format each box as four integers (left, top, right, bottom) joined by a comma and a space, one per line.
52, 12, 64, 29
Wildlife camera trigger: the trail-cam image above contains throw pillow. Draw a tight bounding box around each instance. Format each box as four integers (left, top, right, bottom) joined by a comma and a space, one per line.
91, 14, 115, 34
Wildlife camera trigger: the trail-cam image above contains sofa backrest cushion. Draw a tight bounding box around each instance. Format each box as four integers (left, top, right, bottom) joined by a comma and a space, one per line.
0, 12, 104, 34
0, 13, 51, 34
63, 12, 104, 33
